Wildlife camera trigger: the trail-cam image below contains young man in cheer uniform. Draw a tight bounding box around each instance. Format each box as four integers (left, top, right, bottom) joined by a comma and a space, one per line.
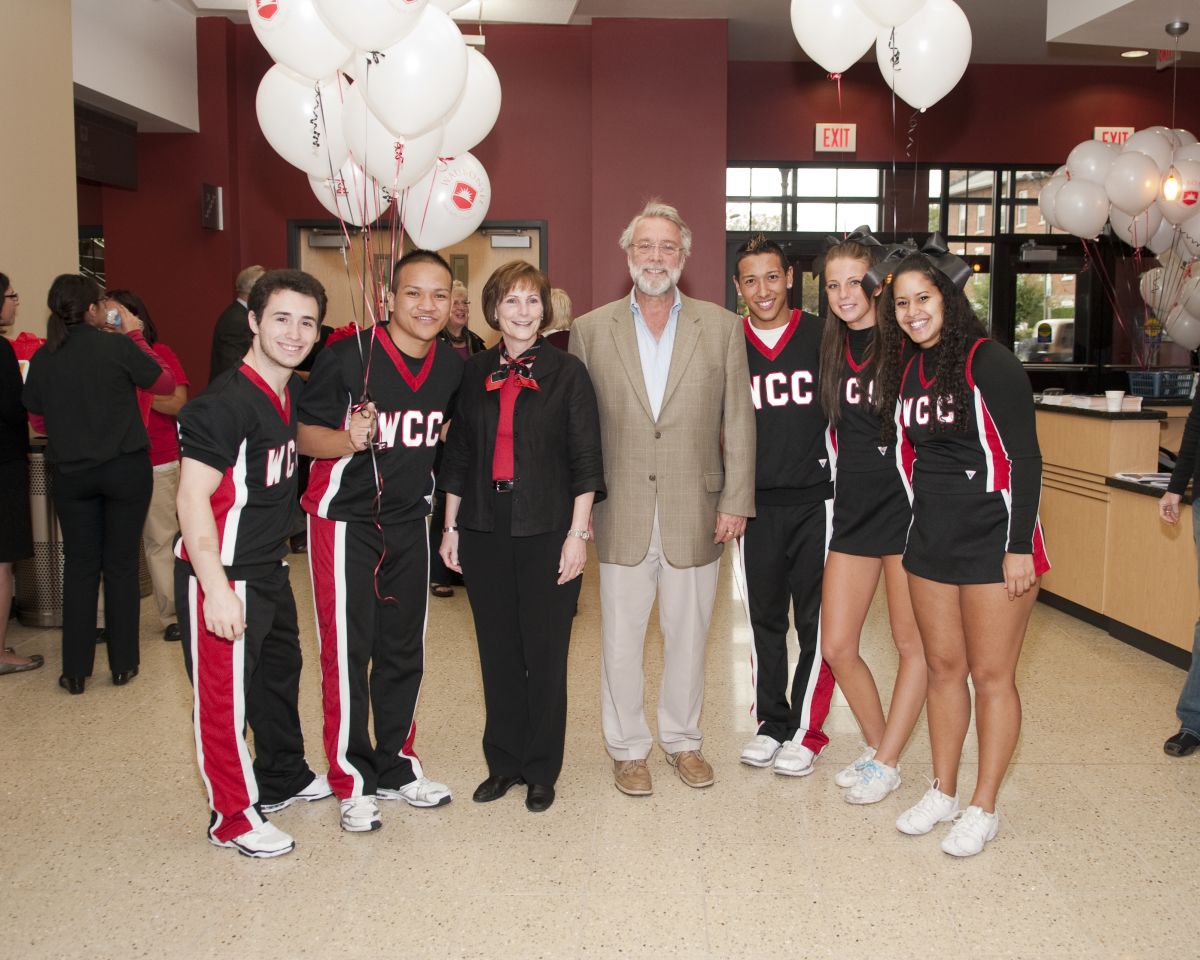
298, 250, 464, 833
732, 236, 836, 776
176, 269, 332, 859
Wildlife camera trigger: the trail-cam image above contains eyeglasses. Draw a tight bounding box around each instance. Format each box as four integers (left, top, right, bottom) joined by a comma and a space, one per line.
631, 240, 682, 257
3, 293, 17, 302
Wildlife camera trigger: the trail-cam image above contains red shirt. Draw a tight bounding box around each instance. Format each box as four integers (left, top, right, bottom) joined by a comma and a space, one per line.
491, 374, 520, 481
145, 343, 189, 466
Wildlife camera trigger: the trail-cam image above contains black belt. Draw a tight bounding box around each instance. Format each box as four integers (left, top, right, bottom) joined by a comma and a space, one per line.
492, 480, 514, 493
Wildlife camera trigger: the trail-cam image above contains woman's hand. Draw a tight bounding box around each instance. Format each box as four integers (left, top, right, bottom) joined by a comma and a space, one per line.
1002, 552, 1037, 601
1160, 491, 1182, 525
111, 301, 143, 334
558, 534, 586, 585
439, 530, 461, 574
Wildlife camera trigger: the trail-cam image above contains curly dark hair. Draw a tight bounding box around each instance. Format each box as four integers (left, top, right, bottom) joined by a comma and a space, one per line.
817, 239, 882, 426
875, 254, 988, 442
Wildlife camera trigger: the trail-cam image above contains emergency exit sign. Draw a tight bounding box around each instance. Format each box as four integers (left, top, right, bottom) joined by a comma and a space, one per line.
815, 122, 857, 152
1094, 126, 1134, 144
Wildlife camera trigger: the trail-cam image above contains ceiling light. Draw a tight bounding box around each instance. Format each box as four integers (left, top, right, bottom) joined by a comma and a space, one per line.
1163, 165, 1182, 203
1121, 49, 1150, 58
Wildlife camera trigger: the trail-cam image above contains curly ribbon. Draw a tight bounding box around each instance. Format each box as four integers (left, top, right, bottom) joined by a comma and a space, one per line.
827, 72, 843, 110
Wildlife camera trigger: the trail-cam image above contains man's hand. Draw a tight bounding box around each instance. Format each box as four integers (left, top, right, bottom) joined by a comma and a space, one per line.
203, 582, 246, 641
714, 512, 747, 544
348, 401, 378, 452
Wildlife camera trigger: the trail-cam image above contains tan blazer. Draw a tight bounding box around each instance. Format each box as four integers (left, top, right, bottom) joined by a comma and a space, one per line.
570, 292, 756, 568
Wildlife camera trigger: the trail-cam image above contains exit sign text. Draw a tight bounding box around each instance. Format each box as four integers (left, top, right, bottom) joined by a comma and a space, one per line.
815, 122, 857, 152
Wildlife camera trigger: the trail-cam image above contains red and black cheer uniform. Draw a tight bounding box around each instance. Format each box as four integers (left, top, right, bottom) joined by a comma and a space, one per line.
828, 326, 911, 556
299, 326, 463, 800
175, 362, 320, 845
740, 309, 836, 750
895, 338, 1050, 584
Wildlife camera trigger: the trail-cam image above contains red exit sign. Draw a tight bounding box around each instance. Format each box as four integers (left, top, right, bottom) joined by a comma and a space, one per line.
815, 122, 857, 153
1094, 126, 1134, 145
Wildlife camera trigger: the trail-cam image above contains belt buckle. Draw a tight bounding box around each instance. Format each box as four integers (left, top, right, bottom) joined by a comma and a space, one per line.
493, 480, 514, 493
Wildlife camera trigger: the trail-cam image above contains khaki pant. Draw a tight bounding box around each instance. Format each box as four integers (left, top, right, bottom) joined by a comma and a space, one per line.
143, 461, 180, 628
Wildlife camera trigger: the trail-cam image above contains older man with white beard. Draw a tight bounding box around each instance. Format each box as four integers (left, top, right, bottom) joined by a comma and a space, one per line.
570, 201, 756, 796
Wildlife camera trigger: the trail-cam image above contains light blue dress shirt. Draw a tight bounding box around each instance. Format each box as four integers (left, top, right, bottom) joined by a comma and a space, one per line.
630, 287, 682, 421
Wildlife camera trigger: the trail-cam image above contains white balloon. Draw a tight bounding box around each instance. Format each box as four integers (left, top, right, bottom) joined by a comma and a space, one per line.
402, 153, 491, 249
1146, 218, 1179, 256
875, 0, 972, 111
256, 66, 349, 178
1109, 204, 1163, 249
309, 158, 393, 227
1067, 139, 1119, 185
1146, 125, 1182, 150
1174, 129, 1198, 147
246, 0, 352, 81
427, 0, 468, 10
857, 0, 926, 28
1038, 173, 1068, 229
1054, 179, 1110, 239
1165, 303, 1200, 351
1177, 143, 1200, 163
342, 84, 442, 189
790, 0, 876, 74
355, 6, 468, 138
1122, 128, 1174, 173
1181, 271, 1200, 317
314, 0, 423, 52
1180, 210, 1200, 259
1104, 150, 1160, 216
1159, 159, 1200, 225
440, 49, 502, 158
1139, 267, 1164, 308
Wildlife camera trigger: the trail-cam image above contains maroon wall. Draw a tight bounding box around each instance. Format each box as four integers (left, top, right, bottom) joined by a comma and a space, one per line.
727, 61, 1200, 164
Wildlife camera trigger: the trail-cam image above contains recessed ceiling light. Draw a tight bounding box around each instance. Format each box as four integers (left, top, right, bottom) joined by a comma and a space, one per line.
1122, 49, 1151, 58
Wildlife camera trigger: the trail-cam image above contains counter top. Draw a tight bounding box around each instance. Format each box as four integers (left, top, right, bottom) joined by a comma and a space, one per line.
1034, 401, 1165, 421
1105, 475, 1192, 504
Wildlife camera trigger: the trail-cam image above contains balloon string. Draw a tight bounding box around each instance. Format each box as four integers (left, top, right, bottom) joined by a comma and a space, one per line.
827, 72, 842, 111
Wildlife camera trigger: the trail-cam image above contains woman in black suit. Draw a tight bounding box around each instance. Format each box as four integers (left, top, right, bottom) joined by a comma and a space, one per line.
438, 261, 605, 812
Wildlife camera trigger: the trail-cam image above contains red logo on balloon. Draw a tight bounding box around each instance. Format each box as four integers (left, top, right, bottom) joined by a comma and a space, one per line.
1185, 190, 1199, 207
256, 0, 278, 20
452, 182, 478, 211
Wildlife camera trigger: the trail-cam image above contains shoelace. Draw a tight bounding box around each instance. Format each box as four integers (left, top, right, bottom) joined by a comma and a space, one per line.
859, 760, 885, 783
949, 807, 993, 837
910, 777, 950, 816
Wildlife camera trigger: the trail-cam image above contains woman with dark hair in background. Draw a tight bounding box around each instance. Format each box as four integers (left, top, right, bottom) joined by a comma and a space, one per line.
106, 289, 190, 642
815, 237, 925, 805
876, 249, 1048, 857
23, 274, 175, 694
0, 272, 41, 675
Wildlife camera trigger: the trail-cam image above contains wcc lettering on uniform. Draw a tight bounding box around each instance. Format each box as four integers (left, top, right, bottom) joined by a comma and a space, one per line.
844, 376, 876, 406
901, 395, 956, 427
375, 410, 444, 449
749, 370, 814, 410
265, 439, 298, 486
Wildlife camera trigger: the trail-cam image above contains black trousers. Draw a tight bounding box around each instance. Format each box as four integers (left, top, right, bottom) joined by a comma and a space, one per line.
459, 493, 579, 786
53, 451, 152, 678
742, 499, 836, 749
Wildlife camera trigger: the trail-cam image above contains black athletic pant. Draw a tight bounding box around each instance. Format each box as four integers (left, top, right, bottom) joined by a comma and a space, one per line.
459, 493, 579, 787
53, 451, 152, 679
741, 499, 835, 750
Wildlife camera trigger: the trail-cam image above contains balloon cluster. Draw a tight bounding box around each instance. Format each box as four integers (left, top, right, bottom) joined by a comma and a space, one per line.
1040, 126, 1200, 351
790, 0, 971, 111
249, 0, 500, 249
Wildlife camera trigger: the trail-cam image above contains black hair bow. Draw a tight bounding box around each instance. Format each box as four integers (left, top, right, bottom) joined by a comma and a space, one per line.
811, 225, 882, 277
919, 234, 973, 290
861, 241, 916, 297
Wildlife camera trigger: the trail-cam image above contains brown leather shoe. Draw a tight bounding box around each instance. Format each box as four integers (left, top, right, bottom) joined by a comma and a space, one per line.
666, 750, 714, 788
613, 759, 652, 796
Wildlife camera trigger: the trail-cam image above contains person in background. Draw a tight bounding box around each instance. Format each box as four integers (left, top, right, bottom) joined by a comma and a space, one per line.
430, 279, 483, 598
439, 260, 605, 813
209, 265, 265, 383
0, 273, 41, 675
877, 249, 1049, 858
544, 288, 573, 350
23, 274, 175, 694
1159, 383, 1200, 758
176, 268, 331, 858
106, 289, 189, 642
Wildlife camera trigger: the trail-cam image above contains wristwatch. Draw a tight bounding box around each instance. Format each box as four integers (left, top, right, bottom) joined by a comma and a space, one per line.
567, 529, 591, 541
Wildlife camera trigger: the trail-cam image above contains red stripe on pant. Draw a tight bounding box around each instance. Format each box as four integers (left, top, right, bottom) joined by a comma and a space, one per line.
190, 577, 263, 843
796, 659, 836, 753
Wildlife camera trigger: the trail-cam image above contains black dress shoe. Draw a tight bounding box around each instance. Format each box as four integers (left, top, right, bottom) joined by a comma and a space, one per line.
1164, 730, 1200, 756
59, 675, 85, 695
112, 666, 139, 686
525, 783, 555, 813
163, 623, 182, 642
472, 774, 523, 803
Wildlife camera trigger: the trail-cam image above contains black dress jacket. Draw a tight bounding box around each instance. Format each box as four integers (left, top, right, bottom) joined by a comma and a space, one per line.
209, 300, 251, 384
439, 341, 606, 536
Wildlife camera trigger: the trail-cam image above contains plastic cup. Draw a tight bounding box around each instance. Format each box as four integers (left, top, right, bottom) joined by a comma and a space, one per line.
1105, 390, 1125, 412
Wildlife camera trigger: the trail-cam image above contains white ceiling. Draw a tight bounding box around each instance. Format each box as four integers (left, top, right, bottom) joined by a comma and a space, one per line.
185, 0, 1200, 64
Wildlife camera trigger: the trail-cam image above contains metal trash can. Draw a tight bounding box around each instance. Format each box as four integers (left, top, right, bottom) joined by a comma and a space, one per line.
14, 446, 152, 628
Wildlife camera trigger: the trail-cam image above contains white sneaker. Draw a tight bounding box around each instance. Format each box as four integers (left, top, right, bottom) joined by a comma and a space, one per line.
339, 795, 382, 833
773, 740, 817, 777
209, 821, 295, 859
895, 781, 960, 835
260, 774, 333, 813
941, 805, 999, 857
834, 746, 876, 788
844, 759, 901, 805
377, 776, 452, 808
739, 734, 782, 767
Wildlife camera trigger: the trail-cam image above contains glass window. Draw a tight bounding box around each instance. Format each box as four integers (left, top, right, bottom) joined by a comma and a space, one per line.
749, 203, 784, 231
1012, 273, 1077, 364
796, 203, 837, 231
965, 271, 990, 328
798, 271, 822, 315
835, 203, 879, 232
837, 168, 880, 197
726, 168, 751, 196
795, 168, 837, 197
975, 205, 987, 233
928, 169, 943, 196
726, 202, 751, 231
751, 167, 785, 198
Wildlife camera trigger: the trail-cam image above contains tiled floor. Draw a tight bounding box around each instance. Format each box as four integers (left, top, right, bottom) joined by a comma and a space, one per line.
2, 548, 1196, 959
